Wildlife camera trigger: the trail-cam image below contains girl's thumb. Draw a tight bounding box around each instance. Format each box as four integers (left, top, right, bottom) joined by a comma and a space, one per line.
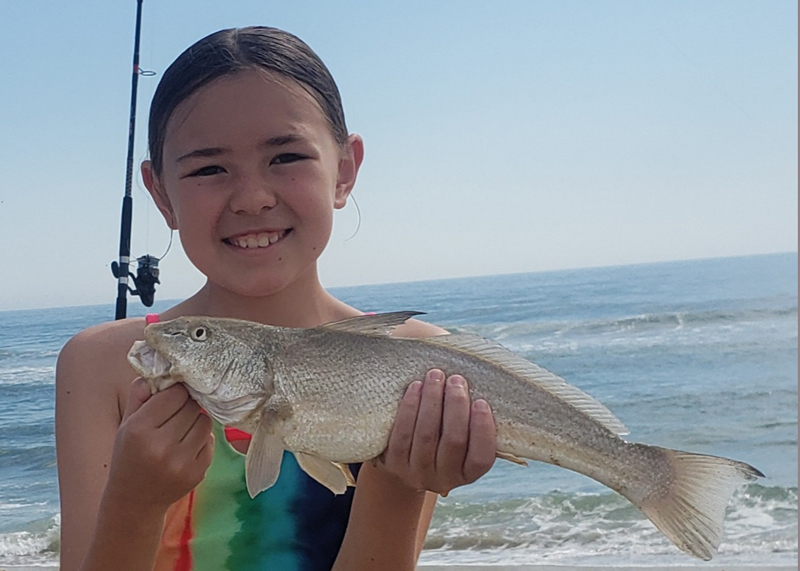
123, 377, 153, 421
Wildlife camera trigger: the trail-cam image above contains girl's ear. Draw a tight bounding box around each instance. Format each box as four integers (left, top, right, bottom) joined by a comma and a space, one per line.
141, 161, 178, 230
334, 134, 364, 209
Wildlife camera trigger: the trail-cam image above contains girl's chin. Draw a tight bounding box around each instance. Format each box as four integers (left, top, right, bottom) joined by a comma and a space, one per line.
203, 267, 315, 300
213, 279, 293, 299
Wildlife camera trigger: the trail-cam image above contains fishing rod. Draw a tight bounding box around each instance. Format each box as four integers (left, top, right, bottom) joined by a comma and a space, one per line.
111, 0, 161, 319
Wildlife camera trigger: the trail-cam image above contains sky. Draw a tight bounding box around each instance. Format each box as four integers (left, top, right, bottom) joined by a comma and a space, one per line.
0, 0, 796, 311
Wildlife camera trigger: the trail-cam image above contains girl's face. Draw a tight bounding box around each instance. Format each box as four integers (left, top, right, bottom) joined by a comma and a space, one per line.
142, 70, 362, 298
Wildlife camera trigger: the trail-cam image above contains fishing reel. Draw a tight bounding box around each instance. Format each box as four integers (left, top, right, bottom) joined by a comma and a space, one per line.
111, 255, 160, 307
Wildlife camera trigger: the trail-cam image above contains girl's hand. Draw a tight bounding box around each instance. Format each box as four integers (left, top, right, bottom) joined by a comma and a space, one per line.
104, 378, 214, 513
377, 369, 496, 495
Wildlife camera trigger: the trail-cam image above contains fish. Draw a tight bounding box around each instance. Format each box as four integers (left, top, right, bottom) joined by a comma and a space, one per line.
127, 311, 763, 560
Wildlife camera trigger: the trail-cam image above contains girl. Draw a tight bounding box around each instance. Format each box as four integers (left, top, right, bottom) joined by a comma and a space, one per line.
56, 27, 497, 571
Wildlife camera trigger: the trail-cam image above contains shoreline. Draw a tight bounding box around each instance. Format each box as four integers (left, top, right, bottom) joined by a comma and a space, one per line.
420, 567, 797, 571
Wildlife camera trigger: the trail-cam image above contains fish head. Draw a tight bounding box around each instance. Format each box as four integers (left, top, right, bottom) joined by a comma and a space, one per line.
128, 316, 278, 424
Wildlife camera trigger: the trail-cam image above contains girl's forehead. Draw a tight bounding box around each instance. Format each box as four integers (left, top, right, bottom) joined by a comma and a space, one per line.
163, 70, 330, 149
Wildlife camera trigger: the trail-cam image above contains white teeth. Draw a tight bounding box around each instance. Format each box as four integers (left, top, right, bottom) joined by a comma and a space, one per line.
230, 231, 285, 249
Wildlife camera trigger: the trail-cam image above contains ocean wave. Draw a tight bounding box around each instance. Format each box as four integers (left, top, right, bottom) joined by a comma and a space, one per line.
0, 514, 59, 566
0, 445, 56, 471
0, 347, 61, 364
0, 484, 795, 566
421, 484, 798, 565
8, 487, 791, 565
454, 305, 797, 342
0, 365, 55, 386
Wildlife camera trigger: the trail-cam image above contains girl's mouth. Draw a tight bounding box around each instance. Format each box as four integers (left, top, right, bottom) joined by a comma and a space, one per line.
223, 229, 291, 249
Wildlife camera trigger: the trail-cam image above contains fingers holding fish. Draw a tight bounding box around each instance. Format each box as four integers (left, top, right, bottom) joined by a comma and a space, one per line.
378, 370, 445, 490
140, 387, 213, 471
380, 380, 423, 469
462, 399, 497, 483
121, 376, 153, 422
195, 427, 215, 463
379, 369, 494, 495
435, 374, 471, 485
107, 381, 214, 510
128, 382, 192, 429
178, 411, 214, 466
156, 391, 209, 443
409, 369, 446, 475
434, 375, 497, 493
177, 404, 213, 446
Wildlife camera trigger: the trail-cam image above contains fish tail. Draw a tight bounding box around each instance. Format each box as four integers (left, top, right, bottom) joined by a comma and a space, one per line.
631, 445, 763, 560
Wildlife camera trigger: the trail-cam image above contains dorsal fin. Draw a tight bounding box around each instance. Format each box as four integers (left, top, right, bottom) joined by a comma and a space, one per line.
320, 311, 424, 336
424, 333, 629, 436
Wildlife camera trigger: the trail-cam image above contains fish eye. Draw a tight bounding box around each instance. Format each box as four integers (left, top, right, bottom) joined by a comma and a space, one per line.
190, 327, 209, 341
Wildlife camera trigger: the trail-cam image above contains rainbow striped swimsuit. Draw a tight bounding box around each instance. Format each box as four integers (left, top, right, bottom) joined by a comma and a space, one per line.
153, 422, 358, 571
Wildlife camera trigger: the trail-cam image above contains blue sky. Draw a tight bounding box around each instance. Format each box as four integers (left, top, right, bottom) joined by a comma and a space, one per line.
0, 0, 796, 311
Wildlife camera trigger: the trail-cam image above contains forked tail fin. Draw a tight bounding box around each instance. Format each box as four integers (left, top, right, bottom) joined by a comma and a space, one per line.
634, 446, 763, 560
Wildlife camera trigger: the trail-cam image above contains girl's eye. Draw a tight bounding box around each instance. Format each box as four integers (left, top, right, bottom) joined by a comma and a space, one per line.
271, 153, 306, 166
188, 165, 226, 177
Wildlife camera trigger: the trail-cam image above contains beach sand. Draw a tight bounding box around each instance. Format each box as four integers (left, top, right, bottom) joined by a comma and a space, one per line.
419, 567, 796, 571
3, 566, 796, 571
418, 567, 797, 571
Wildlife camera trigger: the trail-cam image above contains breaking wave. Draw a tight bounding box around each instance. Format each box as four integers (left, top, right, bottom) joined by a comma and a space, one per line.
0, 514, 60, 566
1, 486, 795, 567
455, 305, 797, 341
420, 484, 798, 566
0, 365, 55, 386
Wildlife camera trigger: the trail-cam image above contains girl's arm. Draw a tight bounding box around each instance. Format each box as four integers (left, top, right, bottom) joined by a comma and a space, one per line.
56, 323, 213, 571
332, 321, 497, 571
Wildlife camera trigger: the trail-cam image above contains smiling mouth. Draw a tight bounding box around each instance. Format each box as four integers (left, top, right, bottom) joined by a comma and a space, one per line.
224, 229, 291, 249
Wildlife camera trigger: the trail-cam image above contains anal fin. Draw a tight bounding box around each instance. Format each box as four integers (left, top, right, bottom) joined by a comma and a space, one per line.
294, 452, 355, 495
497, 450, 528, 466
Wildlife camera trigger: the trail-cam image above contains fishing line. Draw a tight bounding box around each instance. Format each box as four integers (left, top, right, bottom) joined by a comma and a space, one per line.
159, 229, 174, 260
345, 195, 362, 241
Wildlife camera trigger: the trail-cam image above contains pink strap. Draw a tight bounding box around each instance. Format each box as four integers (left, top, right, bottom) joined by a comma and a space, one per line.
145, 313, 160, 324
224, 427, 252, 442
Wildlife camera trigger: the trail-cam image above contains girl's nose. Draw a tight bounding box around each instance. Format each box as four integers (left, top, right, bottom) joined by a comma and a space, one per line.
228, 175, 278, 214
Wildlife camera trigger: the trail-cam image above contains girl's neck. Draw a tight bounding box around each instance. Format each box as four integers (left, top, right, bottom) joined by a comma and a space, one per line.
163, 270, 359, 328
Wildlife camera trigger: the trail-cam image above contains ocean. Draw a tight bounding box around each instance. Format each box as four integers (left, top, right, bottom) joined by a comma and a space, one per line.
0, 253, 796, 567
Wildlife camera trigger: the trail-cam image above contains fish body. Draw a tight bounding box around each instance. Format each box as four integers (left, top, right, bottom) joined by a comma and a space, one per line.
128, 312, 762, 560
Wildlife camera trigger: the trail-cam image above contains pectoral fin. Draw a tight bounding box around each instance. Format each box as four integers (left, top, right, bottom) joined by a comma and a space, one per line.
294, 452, 356, 495
245, 414, 284, 498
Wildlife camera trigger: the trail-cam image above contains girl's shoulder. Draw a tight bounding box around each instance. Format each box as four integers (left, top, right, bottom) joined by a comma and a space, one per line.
61, 317, 147, 363
57, 317, 149, 409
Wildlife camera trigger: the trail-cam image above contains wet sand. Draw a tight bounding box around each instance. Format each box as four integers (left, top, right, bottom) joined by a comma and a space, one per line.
419, 566, 796, 571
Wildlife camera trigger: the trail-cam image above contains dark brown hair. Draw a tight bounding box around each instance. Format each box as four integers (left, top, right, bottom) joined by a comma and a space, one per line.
147, 27, 347, 175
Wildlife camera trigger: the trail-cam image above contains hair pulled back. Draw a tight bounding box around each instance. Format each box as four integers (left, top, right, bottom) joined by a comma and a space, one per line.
148, 27, 347, 175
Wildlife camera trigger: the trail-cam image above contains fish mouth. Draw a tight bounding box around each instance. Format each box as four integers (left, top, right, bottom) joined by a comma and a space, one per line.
128, 340, 176, 392
223, 229, 291, 250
